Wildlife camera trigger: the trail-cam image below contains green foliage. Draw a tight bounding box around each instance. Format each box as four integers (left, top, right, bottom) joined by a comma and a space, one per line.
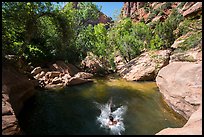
75, 2, 100, 26
160, 2, 172, 10
70, 2, 101, 60
153, 9, 184, 48
75, 25, 95, 60
150, 35, 164, 50
132, 22, 152, 48
107, 18, 153, 62
3, 1, 200, 74
176, 15, 202, 38
93, 23, 108, 58
181, 31, 202, 50
2, 2, 76, 65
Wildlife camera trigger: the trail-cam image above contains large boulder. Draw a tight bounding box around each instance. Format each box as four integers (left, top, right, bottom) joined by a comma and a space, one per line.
81, 52, 107, 74
156, 62, 202, 120
74, 72, 93, 79
156, 62, 202, 135
119, 50, 171, 81
48, 61, 80, 77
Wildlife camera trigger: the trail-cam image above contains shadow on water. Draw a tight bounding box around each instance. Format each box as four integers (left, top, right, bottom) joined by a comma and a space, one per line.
17, 78, 187, 135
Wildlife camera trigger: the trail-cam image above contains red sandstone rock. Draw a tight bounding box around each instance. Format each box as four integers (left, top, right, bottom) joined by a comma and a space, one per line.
181, 2, 195, 13
2, 62, 35, 135
121, 2, 201, 24
31, 66, 42, 76
48, 61, 80, 76
183, 2, 202, 17
68, 77, 93, 86
74, 72, 93, 79
156, 62, 202, 119
155, 62, 202, 135
119, 50, 171, 81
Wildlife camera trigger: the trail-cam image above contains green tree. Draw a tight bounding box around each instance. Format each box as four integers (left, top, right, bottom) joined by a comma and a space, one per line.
2, 2, 77, 65
70, 2, 101, 60
107, 18, 152, 62
93, 23, 108, 57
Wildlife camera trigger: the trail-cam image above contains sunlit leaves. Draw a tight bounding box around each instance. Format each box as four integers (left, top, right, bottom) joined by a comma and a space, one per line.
76, 2, 100, 25
107, 18, 152, 62
2, 2, 75, 65
93, 23, 108, 58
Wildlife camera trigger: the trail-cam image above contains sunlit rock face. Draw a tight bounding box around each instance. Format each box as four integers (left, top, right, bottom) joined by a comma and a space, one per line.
156, 62, 202, 135
120, 2, 202, 23
118, 50, 171, 81
30, 60, 94, 89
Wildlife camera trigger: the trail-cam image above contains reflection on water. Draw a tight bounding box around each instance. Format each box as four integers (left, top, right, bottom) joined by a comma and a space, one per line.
17, 78, 187, 135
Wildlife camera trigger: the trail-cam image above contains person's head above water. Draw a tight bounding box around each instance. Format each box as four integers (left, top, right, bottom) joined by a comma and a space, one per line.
109, 115, 114, 122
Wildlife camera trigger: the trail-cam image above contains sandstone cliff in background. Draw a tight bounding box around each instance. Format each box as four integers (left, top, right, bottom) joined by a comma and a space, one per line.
121, 2, 202, 23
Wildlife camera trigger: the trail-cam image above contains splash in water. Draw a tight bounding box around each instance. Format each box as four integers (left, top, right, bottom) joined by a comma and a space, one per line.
95, 98, 127, 135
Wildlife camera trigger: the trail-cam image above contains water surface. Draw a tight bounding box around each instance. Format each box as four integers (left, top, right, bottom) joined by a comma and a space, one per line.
18, 78, 187, 135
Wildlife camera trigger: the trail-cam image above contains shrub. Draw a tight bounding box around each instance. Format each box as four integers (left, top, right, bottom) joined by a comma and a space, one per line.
153, 8, 184, 48
150, 34, 164, 50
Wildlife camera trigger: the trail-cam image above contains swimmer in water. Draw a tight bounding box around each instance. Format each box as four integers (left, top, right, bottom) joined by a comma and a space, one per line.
108, 115, 118, 125
108, 98, 119, 126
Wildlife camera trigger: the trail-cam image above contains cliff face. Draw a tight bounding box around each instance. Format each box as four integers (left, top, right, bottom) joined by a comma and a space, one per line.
2, 61, 36, 135
121, 2, 202, 23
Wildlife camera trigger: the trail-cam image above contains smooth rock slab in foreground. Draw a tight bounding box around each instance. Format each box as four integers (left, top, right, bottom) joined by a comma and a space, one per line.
156, 62, 202, 119
156, 61, 202, 135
